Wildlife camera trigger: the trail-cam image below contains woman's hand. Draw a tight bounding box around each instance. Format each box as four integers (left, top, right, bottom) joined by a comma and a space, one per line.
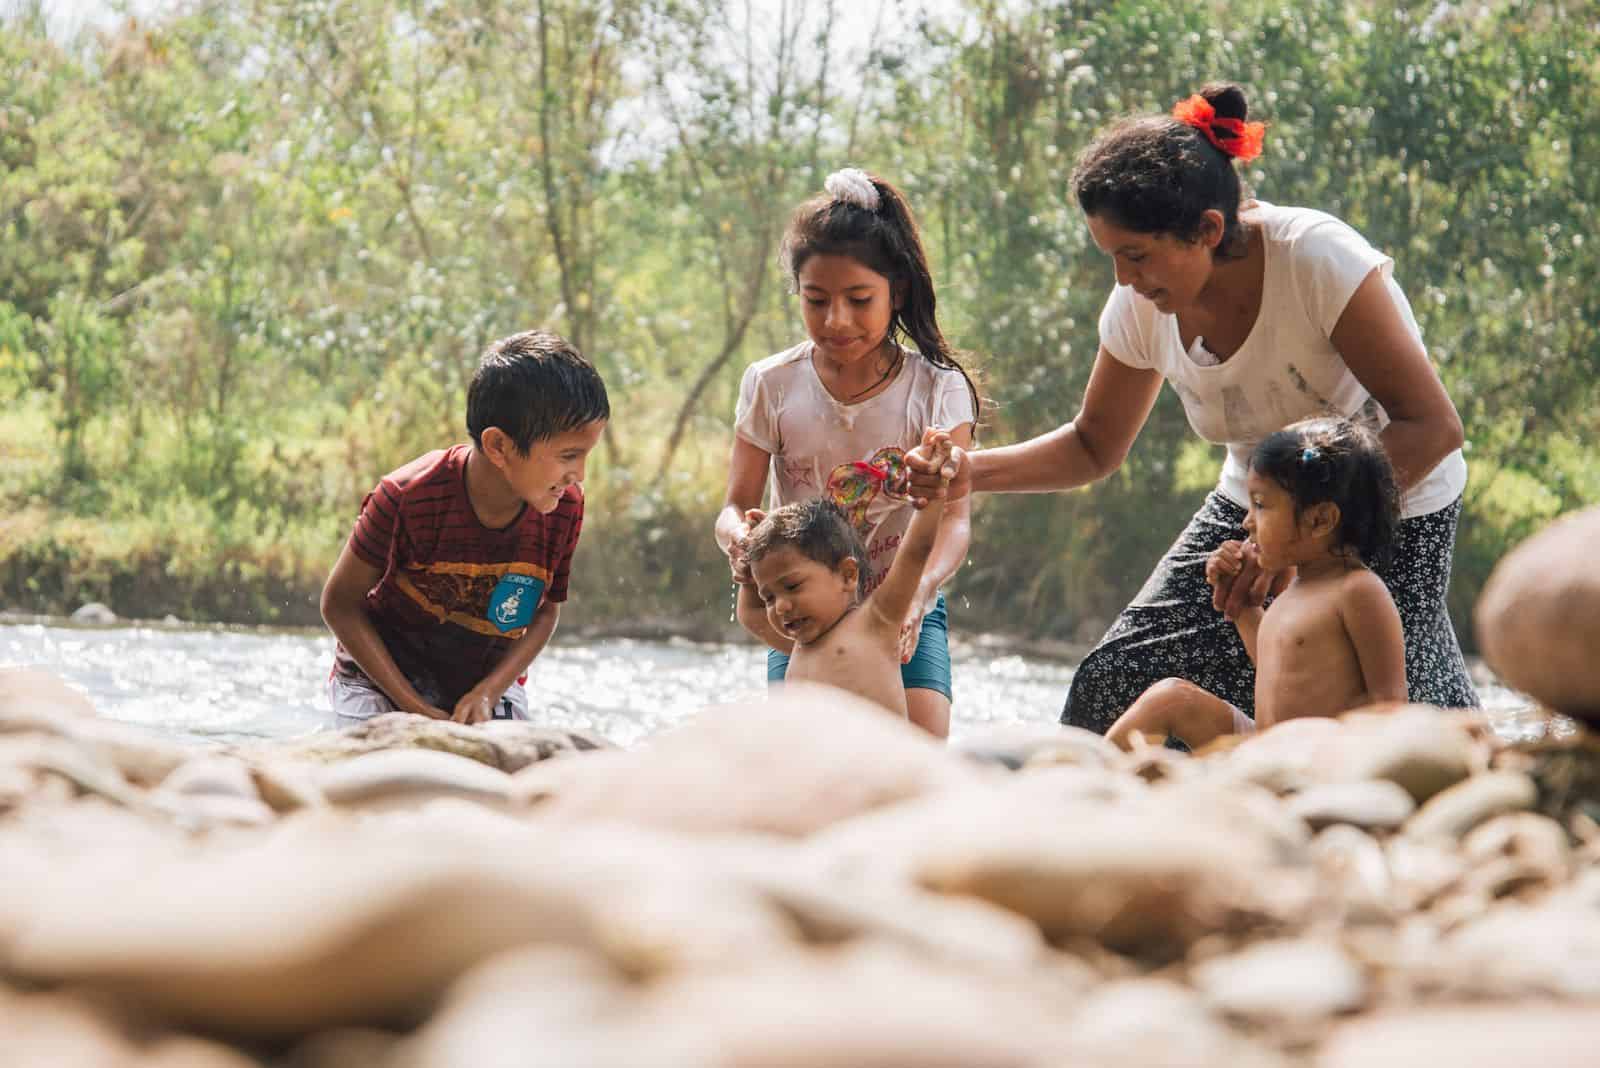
905, 428, 967, 506
1211, 540, 1279, 619
1205, 540, 1247, 589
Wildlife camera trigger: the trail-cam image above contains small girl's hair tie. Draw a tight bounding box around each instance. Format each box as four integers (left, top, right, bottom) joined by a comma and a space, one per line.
1300, 446, 1320, 463
824, 168, 881, 212
1172, 95, 1266, 162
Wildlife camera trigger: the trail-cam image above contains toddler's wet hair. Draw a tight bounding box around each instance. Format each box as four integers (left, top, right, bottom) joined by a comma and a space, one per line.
1250, 416, 1400, 569
746, 498, 868, 598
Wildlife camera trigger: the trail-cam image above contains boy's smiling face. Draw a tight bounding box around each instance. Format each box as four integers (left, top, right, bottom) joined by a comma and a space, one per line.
751, 545, 857, 646
495, 418, 607, 514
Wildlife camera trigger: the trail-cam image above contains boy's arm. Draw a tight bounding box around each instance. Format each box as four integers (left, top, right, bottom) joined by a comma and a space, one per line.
1341, 570, 1408, 703
736, 580, 795, 655
320, 543, 448, 719
451, 599, 561, 724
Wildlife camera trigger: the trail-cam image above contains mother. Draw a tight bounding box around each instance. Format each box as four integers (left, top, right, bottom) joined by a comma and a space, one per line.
913, 82, 1477, 732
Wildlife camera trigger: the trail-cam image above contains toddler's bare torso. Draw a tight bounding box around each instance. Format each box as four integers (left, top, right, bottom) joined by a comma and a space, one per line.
785, 609, 908, 718
1254, 571, 1371, 728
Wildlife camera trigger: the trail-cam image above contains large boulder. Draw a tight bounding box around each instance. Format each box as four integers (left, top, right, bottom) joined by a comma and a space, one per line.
1475, 505, 1600, 722
527, 683, 984, 836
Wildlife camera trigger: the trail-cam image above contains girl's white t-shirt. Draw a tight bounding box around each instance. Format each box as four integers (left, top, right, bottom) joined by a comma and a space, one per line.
1098, 202, 1467, 519
735, 341, 977, 600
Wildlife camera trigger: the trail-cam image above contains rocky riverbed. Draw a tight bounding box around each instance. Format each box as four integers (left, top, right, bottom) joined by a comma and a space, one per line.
3, 662, 1599, 1067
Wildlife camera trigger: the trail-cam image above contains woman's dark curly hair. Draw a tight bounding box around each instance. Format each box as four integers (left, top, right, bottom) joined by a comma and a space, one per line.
1250, 417, 1401, 570
1071, 82, 1256, 260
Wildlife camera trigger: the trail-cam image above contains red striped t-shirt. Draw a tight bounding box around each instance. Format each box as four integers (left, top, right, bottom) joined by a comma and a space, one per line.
332, 444, 583, 708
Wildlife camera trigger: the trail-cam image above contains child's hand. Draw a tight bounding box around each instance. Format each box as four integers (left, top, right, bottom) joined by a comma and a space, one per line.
727, 508, 766, 585
451, 690, 494, 725
906, 428, 965, 507
1206, 540, 1246, 589
897, 605, 925, 664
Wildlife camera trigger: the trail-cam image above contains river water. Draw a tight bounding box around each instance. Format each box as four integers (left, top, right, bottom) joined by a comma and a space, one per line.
1, 620, 1535, 747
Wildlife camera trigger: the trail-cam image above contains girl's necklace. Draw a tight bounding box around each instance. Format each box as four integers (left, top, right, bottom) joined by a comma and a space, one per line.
843, 343, 904, 401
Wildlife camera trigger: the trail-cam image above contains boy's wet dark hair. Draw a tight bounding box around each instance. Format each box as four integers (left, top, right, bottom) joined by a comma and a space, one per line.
1071, 82, 1254, 260
467, 329, 610, 454
1251, 417, 1400, 570
746, 498, 869, 599
781, 171, 982, 426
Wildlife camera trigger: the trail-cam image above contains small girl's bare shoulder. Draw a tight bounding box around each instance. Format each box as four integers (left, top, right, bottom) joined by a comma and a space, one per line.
1338, 565, 1397, 610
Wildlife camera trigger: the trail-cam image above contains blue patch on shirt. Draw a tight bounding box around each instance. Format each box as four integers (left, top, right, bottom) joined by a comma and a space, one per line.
487, 574, 543, 633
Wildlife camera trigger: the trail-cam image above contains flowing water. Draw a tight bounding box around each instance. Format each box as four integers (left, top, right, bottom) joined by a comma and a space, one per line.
1, 619, 1537, 747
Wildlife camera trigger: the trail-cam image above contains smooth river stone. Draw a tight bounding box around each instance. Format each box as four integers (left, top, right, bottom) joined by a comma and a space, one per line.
606, 943, 1087, 1068
317, 749, 516, 807
1404, 771, 1537, 840
0, 988, 262, 1068
158, 756, 261, 801
1065, 979, 1288, 1068
1288, 780, 1416, 830
1431, 899, 1600, 998
953, 724, 1122, 771
254, 712, 610, 772
410, 941, 1088, 1068
4, 819, 600, 1038
1310, 825, 1394, 923
1322, 707, 1478, 803
905, 791, 1306, 955
1191, 937, 1367, 1022
1475, 505, 1600, 723
536, 682, 983, 836
0, 666, 97, 721
1461, 811, 1572, 889
1319, 1004, 1600, 1068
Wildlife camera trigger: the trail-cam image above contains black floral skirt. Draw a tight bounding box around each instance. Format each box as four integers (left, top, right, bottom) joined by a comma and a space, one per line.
1061, 492, 1478, 734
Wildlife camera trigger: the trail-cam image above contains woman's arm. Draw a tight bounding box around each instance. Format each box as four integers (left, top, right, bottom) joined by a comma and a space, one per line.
967, 347, 1164, 494
1332, 269, 1465, 492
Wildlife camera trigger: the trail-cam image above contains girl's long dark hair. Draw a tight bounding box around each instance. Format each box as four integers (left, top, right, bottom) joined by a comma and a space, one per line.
1251, 417, 1401, 570
780, 172, 983, 430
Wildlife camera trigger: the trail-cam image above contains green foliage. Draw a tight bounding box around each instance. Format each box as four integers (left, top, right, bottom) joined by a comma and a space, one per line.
0, 0, 1593, 647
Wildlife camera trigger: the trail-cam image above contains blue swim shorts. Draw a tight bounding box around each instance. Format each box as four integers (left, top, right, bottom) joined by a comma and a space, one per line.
766, 592, 952, 701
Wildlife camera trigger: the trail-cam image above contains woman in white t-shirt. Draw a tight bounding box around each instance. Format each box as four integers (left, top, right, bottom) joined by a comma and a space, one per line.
908, 82, 1477, 734
715, 169, 980, 739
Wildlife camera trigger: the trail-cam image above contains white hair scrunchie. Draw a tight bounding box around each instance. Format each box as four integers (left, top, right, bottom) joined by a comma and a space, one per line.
823, 168, 880, 212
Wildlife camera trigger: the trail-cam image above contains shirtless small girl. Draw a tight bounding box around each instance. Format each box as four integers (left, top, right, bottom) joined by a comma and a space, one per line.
738, 441, 954, 719
1107, 417, 1407, 750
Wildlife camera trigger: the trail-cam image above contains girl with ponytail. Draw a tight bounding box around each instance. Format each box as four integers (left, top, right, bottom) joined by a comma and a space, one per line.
715, 169, 981, 739
908, 82, 1476, 734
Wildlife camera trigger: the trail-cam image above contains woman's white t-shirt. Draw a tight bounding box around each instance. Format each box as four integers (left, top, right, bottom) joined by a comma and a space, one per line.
1097, 202, 1466, 518
734, 341, 977, 601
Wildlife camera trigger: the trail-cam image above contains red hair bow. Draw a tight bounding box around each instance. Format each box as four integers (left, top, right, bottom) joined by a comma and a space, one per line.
1172, 95, 1265, 162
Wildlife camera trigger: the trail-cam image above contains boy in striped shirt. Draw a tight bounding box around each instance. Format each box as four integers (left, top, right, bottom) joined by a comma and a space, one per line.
321, 330, 609, 727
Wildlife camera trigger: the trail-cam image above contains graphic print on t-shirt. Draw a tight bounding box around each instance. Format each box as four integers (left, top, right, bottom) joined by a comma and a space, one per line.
825, 446, 911, 534
488, 573, 545, 633
395, 561, 552, 638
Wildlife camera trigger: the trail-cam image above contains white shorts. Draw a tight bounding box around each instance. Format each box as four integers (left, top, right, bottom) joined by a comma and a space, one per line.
1229, 702, 1257, 736
327, 671, 530, 730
